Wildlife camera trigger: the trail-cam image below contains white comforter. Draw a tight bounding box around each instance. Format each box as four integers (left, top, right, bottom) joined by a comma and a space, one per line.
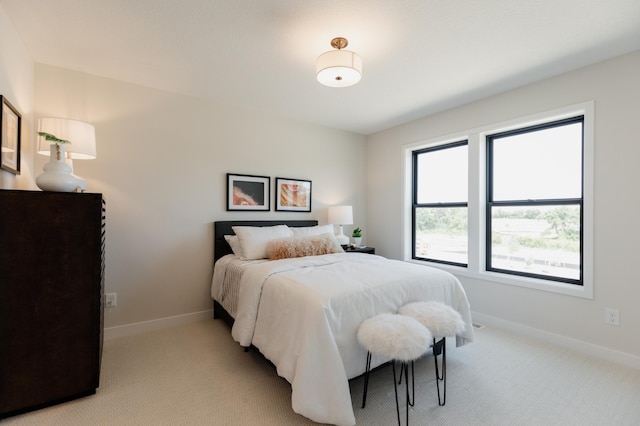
218, 253, 473, 426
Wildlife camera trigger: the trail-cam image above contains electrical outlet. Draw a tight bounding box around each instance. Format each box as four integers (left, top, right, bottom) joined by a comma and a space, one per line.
106, 293, 117, 308
605, 308, 619, 326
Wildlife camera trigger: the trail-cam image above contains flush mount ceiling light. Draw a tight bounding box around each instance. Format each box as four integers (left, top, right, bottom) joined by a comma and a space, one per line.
316, 37, 362, 88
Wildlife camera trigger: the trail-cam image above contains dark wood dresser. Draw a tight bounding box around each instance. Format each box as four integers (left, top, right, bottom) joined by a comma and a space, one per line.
0, 190, 105, 419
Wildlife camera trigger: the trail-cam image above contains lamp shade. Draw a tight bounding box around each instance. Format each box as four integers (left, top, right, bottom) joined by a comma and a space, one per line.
316, 49, 362, 87
328, 205, 353, 225
38, 118, 96, 160
317, 37, 362, 88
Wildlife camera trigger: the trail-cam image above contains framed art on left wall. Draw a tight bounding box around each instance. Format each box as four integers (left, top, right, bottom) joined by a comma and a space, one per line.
0, 96, 21, 175
227, 173, 270, 211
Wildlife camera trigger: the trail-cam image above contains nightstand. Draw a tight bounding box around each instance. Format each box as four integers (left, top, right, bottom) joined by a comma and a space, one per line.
344, 246, 375, 255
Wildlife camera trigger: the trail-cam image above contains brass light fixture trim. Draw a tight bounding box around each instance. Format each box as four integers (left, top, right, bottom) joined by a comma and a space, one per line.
316, 36, 362, 87
330, 37, 349, 50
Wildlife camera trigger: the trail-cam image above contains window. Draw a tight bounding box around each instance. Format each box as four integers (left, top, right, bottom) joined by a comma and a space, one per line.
412, 141, 468, 266
404, 102, 593, 298
487, 117, 584, 284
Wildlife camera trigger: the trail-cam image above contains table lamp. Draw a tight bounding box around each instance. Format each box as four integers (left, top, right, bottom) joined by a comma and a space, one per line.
36, 118, 96, 192
328, 205, 353, 246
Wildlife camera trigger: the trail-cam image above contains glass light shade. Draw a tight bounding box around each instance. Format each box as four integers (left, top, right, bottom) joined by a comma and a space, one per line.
316, 50, 362, 87
37, 118, 96, 159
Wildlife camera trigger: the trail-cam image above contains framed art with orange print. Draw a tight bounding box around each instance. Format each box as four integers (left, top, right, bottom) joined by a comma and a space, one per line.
275, 177, 311, 212
227, 173, 270, 211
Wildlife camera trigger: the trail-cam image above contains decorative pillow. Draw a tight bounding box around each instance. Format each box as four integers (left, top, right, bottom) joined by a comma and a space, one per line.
224, 235, 243, 257
267, 233, 344, 260
232, 225, 293, 260
290, 224, 334, 237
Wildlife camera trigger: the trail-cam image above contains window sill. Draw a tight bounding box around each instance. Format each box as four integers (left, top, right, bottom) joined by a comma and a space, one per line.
405, 258, 593, 299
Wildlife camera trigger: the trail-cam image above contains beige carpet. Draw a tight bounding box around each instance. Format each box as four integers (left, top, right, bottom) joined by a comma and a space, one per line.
3, 319, 640, 425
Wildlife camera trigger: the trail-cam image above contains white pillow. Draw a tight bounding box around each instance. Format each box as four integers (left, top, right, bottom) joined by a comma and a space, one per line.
224, 235, 243, 257
232, 225, 293, 260
290, 224, 334, 237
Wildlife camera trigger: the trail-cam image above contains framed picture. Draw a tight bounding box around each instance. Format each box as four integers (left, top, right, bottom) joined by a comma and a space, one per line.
275, 177, 312, 212
1, 96, 21, 175
227, 173, 270, 211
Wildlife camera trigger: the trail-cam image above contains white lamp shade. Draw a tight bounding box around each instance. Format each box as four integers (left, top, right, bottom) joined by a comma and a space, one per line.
328, 205, 353, 225
38, 118, 96, 160
316, 50, 362, 88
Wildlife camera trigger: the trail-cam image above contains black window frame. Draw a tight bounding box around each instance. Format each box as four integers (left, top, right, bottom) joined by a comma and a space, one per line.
486, 116, 584, 285
412, 140, 468, 267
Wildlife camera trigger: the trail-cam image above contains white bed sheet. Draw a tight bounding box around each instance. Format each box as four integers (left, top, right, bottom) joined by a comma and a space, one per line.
212, 252, 473, 426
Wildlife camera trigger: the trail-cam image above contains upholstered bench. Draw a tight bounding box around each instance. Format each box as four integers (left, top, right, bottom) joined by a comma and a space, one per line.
398, 301, 466, 406
357, 313, 432, 426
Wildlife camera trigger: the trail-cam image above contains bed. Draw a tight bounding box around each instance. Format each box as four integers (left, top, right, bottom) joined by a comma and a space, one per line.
211, 220, 474, 426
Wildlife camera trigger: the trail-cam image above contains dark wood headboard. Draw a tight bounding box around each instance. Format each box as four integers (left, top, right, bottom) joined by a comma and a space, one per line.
214, 220, 319, 262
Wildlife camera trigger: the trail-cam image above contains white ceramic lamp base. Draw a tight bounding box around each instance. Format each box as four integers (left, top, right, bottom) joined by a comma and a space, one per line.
335, 225, 349, 246
36, 144, 80, 192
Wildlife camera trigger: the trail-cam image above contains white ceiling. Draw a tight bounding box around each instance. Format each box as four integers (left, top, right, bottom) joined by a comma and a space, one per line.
2, 0, 639, 135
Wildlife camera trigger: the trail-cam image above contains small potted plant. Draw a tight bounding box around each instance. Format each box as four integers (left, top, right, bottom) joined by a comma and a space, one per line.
38, 132, 71, 160
352, 227, 362, 247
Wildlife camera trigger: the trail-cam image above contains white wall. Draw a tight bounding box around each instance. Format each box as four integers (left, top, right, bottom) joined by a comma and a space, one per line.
34, 64, 367, 329
366, 51, 640, 361
0, 5, 34, 189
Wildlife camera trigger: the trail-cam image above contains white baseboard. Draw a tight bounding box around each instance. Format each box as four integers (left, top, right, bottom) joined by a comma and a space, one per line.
472, 311, 640, 370
105, 309, 640, 370
104, 309, 213, 340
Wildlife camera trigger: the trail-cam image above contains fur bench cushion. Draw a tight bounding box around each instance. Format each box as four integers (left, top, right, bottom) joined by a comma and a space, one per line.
357, 313, 432, 361
398, 301, 466, 337
267, 233, 344, 260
